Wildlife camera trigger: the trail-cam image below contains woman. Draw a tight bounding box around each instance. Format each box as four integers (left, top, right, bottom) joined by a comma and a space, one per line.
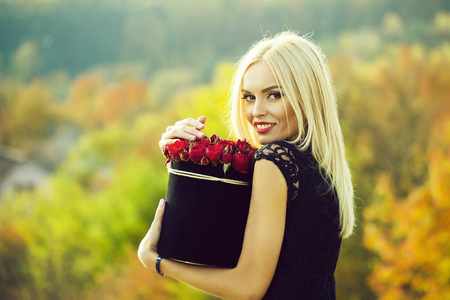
138, 31, 355, 299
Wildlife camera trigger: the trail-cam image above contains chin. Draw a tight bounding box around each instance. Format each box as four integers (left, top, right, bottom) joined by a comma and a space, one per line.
257, 136, 279, 145
257, 133, 295, 145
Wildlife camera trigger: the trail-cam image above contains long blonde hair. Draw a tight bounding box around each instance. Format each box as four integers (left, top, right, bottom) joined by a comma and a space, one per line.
228, 31, 355, 238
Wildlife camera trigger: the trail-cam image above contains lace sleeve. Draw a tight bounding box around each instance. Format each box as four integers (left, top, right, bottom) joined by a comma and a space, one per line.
254, 141, 300, 203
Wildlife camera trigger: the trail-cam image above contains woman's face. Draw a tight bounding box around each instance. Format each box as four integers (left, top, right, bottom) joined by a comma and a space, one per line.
242, 61, 299, 145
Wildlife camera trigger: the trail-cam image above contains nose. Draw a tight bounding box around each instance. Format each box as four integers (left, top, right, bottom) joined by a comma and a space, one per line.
252, 97, 267, 118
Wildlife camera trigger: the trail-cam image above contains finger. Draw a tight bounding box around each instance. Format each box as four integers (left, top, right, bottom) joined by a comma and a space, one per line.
164, 125, 204, 141
159, 117, 207, 153
149, 199, 165, 231
142, 199, 165, 241
175, 118, 205, 130
196, 116, 206, 127
148, 199, 166, 251
153, 199, 165, 224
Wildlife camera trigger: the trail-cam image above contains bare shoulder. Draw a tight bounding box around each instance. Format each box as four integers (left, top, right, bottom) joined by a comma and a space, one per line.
252, 158, 287, 194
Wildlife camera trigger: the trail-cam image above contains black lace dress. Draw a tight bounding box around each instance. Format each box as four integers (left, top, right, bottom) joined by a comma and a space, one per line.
253, 141, 342, 300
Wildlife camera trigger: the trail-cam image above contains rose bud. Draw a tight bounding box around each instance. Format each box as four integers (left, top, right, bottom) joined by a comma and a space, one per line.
189, 144, 206, 163
200, 156, 210, 165
205, 144, 223, 163
232, 152, 250, 174
227, 144, 235, 155
198, 135, 210, 143
221, 152, 233, 164
180, 151, 189, 162
210, 134, 220, 144
237, 139, 250, 154
183, 139, 190, 150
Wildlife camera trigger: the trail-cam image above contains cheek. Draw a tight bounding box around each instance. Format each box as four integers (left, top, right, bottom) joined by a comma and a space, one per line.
289, 117, 299, 135
284, 104, 299, 135
244, 102, 253, 123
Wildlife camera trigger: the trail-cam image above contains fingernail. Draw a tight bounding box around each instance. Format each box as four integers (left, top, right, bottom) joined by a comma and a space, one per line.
198, 123, 204, 129
198, 132, 204, 137
188, 135, 196, 140
159, 199, 165, 207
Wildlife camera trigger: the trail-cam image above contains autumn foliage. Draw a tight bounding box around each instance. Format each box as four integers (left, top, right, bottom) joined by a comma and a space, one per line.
1, 7, 450, 299
348, 45, 450, 299
364, 121, 450, 299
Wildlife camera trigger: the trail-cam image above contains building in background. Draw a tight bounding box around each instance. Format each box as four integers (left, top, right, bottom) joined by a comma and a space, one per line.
0, 146, 49, 200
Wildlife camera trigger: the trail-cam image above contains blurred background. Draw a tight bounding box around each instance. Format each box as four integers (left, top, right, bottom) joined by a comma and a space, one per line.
0, 0, 449, 299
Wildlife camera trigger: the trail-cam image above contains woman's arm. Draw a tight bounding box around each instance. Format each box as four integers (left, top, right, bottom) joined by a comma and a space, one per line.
138, 159, 287, 299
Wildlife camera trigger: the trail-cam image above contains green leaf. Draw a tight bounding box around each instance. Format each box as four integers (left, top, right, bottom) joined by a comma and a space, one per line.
223, 163, 230, 174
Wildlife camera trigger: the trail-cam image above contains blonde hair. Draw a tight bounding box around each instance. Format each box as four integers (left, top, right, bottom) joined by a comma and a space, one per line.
228, 31, 355, 238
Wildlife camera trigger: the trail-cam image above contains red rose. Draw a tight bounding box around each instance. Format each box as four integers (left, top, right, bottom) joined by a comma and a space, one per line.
205, 144, 223, 163
210, 134, 221, 144
189, 144, 205, 163
197, 140, 211, 148
168, 140, 188, 162
232, 152, 250, 174
236, 139, 250, 154
221, 152, 232, 164
197, 135, 210, 143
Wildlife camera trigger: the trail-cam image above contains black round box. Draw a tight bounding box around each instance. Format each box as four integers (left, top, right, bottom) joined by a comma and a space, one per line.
158, 160, 253, 268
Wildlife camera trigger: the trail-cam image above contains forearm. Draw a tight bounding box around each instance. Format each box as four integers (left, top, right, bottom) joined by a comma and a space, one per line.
137, 202, 263, 299
158, 256, 260, 299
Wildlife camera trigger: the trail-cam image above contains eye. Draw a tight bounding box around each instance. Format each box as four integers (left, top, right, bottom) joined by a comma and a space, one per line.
268, 92, 282, 100
241, 94, 255, 101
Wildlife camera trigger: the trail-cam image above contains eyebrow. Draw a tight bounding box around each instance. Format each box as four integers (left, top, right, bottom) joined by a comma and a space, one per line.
241, 85, 282, 94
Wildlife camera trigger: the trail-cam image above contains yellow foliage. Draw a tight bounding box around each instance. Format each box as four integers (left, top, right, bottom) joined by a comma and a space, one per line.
11, 41, 41, 80
364, 119, 450, 299
0, 80, 62, 153
96, 79, 148, 125
169, 62, 235, 140
66, 73, 103, 129
434, 12, 450, 34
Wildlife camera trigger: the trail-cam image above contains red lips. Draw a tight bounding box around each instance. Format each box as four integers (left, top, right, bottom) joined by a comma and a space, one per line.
254, 122, 275, 134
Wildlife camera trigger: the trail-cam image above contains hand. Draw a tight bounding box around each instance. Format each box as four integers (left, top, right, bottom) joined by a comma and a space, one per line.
159, 116, 207, 152
138, 199, 166, 270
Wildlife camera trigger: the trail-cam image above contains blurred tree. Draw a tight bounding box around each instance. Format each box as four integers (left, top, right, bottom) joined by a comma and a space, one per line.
1, 0, 446, 77
96, 79, 148, 125
172, 62, 235, 140
364, 117, 450, 299
84, 249, 217, 300
334, 43, 449, 199
65, 73, 103, 129
151, 68, 198, 109
0, 155, 168, 299
10, 41, 41, 81
332, 42, 450, 299
0, 223, 35, 300
0, 80, 64, 155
